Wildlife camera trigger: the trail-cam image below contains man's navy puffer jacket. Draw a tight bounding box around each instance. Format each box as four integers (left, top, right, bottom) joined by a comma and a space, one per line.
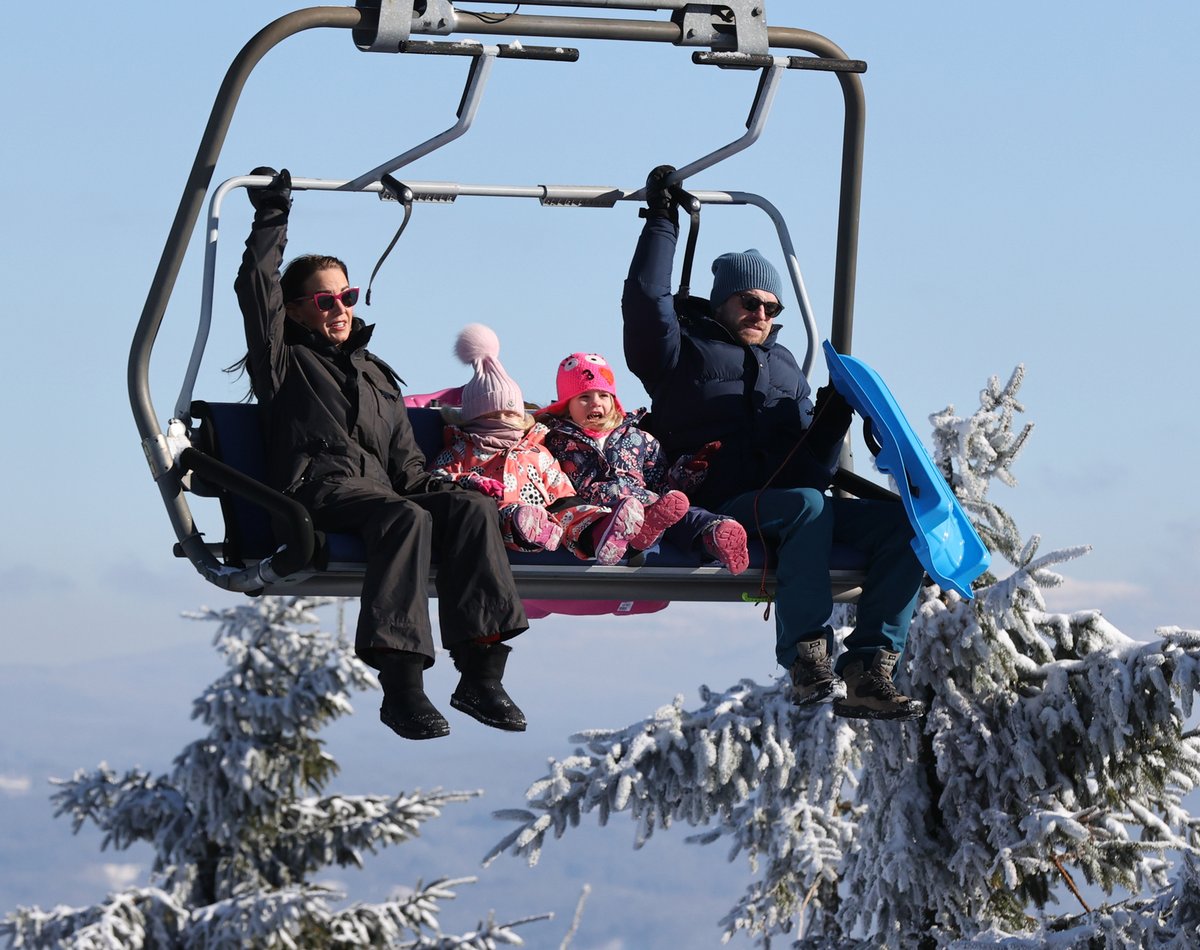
621, 215, 842, 509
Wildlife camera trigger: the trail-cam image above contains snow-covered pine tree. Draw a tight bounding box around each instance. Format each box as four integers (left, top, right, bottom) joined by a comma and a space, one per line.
1, 597, 550, 949
484, 367, 1200, 948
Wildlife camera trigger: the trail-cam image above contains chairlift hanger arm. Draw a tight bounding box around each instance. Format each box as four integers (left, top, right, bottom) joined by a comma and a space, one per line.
344, 45, 498, 192
356, 35, 782, 209
635, 61, 783, 197
344, 40, 579, 193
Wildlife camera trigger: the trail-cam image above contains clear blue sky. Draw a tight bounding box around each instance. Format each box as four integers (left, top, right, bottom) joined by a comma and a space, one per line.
2, 1, 1198, 944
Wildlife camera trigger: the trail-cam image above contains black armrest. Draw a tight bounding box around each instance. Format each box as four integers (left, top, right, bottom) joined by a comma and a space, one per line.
178, 447, 315, 579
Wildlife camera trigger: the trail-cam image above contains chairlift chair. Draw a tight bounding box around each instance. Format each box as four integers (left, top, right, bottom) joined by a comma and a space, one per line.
128, 1, 881, 605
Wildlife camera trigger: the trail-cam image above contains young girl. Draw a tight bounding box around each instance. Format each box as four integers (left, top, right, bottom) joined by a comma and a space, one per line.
540, 352, 750, 574
429, 325, 644, 566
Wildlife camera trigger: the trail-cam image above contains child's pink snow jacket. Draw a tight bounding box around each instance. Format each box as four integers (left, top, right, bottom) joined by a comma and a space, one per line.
429, 419, 577, 507
543, 411, 671, 508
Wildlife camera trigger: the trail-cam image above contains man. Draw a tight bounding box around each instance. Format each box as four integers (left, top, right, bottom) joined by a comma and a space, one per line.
621, 166, 927, 721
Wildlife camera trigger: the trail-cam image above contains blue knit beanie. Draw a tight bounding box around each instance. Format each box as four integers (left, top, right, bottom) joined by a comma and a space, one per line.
709, 248, 784, 307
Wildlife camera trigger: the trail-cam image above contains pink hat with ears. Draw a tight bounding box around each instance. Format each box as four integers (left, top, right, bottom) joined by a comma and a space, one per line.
544, 352, 626, 417
454, 323, 524, 421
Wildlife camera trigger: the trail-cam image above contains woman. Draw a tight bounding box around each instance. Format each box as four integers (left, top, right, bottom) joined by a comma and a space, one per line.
233, 167, 528, 741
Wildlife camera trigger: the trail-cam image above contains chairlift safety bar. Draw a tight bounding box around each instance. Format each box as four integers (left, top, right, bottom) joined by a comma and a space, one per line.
178, 178, 818, 421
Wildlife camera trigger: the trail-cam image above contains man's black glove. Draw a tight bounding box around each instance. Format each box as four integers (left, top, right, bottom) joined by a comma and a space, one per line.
806, 384, 854, 458
668, 440, 721, 492
248, 166, 291, 216
642, 164, 679, 227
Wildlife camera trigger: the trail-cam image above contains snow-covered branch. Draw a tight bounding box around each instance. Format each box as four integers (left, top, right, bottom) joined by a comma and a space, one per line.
3, 597, 554, 949
488, 366, 1200, 947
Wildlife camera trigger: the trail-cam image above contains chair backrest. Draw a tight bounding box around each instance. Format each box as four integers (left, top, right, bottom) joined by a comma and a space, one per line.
190, 401, 448, 561
407, 406, 446, 461
189, 401, 276, 562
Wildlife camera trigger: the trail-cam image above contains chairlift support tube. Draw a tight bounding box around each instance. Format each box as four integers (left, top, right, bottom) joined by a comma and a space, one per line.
130, 4, 867, 590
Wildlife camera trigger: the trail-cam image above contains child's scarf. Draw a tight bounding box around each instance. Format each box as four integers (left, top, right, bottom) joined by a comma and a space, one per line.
463, 417, 526, 454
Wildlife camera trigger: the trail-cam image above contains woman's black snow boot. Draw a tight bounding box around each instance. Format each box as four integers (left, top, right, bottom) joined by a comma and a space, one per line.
449, 642, 527, 732
378, 651, 450, 740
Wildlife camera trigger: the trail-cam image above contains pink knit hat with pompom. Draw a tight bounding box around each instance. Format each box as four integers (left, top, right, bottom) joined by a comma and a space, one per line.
454, 323, 524, 421
544, 352, 625, 417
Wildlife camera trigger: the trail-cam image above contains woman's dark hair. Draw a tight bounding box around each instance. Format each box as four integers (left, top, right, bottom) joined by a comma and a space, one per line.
225, 254, 350, 398
280, 253, 349, 302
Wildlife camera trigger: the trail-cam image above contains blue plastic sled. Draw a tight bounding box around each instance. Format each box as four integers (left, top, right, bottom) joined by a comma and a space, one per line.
823, 341, 990, 598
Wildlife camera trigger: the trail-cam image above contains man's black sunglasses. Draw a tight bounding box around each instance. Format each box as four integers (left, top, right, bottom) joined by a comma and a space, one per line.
738, 292, 784, 318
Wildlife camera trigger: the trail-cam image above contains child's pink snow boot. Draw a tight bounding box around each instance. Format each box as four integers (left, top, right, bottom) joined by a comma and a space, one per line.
629, 489, 689, 551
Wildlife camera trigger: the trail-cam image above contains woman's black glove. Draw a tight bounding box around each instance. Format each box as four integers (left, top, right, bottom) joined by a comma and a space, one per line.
806, 384, 854, 459
642, 164, 679, 227
248, 166, 292, 216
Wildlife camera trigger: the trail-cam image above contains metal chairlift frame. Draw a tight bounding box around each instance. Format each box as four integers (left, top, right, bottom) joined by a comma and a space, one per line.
128, 1, 874, 602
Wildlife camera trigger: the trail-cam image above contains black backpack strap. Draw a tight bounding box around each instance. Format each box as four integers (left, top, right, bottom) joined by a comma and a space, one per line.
675, 186, 702, 301
365, 174, 414, 307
